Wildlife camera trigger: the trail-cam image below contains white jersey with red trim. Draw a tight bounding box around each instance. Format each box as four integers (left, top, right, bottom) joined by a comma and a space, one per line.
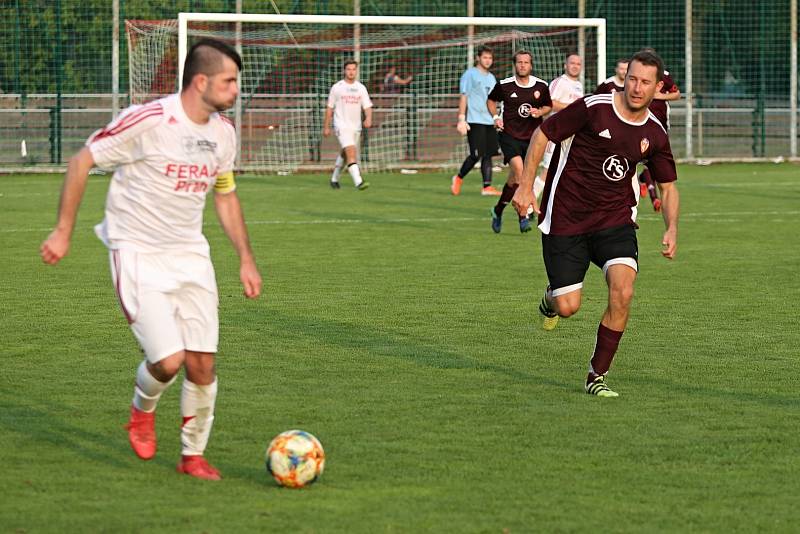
88, 93, 236, 256
548, 74, 584, 114
326, 80, 372, 131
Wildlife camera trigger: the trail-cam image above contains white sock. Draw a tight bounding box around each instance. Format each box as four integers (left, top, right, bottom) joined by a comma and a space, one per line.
533, 176, 546, 198
132, 360, 176, 413
180, 379, 218, 456
347, 163, 363, 187
331, 155, 344, 182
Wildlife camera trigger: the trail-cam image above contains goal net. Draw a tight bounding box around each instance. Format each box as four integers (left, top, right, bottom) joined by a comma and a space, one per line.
127, 15, 605, 174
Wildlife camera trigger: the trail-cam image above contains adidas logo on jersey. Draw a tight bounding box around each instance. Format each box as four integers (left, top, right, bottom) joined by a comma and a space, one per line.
510, 92, 518, 98
599, 129, 612, 139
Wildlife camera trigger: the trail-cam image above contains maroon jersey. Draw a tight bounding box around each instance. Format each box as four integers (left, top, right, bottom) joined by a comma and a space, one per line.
648, 71, 679, 128
538, 93, 676, 236
488, 76, 552, 141
593, 77, 624, 95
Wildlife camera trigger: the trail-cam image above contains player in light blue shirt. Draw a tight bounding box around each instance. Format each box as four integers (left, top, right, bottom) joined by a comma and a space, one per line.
452, 45, 501, 196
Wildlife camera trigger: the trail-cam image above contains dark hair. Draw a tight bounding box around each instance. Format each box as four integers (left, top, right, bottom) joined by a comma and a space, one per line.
629, 49, 664, 81
343, 60, 358, 69
476, 45, 493, 58
616, 57, 630, 66
513, 49, 533, 63
565, 52, 580, 62
182, 38, 242, 89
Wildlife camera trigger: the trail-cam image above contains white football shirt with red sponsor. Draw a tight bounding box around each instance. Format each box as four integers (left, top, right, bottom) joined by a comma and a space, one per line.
87, 93, 236, 256
327, 80, 372, 131
548, 74, 584, 113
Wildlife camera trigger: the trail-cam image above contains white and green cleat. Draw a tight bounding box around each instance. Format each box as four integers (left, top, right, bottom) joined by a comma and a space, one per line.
585, 375, 619, 398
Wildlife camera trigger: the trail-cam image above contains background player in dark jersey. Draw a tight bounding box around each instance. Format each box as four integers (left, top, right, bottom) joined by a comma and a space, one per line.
594, 58, 628, 95
639, 51, 681, 211
487, 50, 551, 233
513, 50, 680, 398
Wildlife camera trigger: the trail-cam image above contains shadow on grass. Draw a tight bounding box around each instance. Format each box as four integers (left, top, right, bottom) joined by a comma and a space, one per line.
261, 308, 573, 391
0, 389, 178, 475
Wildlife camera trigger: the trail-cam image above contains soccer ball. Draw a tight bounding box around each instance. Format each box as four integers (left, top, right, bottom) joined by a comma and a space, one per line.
265, 430, 325, 488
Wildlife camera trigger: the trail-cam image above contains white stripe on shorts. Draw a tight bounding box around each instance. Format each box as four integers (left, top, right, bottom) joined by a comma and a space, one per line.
551, 282, 583, 297
602, 257, 639, 276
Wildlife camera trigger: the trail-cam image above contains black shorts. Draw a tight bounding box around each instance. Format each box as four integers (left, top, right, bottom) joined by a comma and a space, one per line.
541, 224, 639, 296
467, 123, 499, 158
498, 132, 529, 164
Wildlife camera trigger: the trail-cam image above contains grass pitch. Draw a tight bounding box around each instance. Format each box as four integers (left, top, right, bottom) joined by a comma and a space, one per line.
1, 164, 799, 532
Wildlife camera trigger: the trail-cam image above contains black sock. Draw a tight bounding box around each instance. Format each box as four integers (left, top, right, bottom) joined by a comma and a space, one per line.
458, 154, 479, 179
494, 183, 518, 216
480, 157, 493, 187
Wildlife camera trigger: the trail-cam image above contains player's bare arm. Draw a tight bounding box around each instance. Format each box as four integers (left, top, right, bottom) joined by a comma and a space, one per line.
531, 105, 552, 118
487, 99, 502, 130
456, 94, 470, 135
512, 127, 549, 216
363, 107, 373, 129
40, 146, 95, 265
214, 191, 262, 298
323, 107, 333, 137
657, 181, 680, 259
653, 88, 681, 101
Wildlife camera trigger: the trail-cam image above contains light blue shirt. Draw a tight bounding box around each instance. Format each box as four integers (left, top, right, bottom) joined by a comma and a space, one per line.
459, 67, 496, 125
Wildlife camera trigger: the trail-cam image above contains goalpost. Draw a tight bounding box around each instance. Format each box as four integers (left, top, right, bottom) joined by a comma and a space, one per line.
127, 14, 605, 174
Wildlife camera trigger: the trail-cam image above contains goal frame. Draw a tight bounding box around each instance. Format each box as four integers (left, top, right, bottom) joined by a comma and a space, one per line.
176, 13, 606, 171
178, 13, 606, 89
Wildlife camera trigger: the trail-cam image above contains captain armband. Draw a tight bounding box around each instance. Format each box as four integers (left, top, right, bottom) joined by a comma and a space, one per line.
214, 171, 237, 194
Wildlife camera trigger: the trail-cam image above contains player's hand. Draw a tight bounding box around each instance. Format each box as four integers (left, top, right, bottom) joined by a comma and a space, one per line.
323, 127, 331, 137
531, 108, 541, 118
363, 118, 372, 129
240, 259, 262, 299
456, 120, 470, 136
512, 187, 539, 218
40, 228, 71, 265
661, 228, 677, 259
494, 118, 504, 131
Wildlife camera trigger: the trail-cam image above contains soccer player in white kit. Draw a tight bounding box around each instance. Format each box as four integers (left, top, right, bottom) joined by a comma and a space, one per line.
40, 39, 262, 481
533, 53, 584, 198
323, 60, 373, 190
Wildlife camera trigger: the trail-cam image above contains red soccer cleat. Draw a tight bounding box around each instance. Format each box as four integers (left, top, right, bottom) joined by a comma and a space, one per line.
639, 183, 648, 197
450, 175, 463, 196
125, 405, 156, 460
177, 455, 222, 481
652, 198, 662, 212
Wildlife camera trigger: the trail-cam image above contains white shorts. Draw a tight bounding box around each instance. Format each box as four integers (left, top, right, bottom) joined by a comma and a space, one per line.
335, 128, 361, 149
541, 141, 556, 169
109, 249, 219, 362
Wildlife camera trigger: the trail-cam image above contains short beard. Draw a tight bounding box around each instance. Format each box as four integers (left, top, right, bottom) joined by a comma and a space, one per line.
202, 91, 233, 113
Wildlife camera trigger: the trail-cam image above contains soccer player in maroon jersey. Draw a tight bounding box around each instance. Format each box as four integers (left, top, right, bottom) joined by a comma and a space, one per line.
487, 50, 552, 233
512, 49, 680, 397
639, 54, 681, 211
593, 57, 628, 95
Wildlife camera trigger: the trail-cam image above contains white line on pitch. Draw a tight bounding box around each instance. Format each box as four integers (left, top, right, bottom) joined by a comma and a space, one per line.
4, 210, 799, 234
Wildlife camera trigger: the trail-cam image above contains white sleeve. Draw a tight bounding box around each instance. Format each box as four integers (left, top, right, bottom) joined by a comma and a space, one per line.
549, 78, 565, 100
87, 103, 163, 168
361, 86, 373, 109
327, 85, 337, 109
219, 119, 237, 175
